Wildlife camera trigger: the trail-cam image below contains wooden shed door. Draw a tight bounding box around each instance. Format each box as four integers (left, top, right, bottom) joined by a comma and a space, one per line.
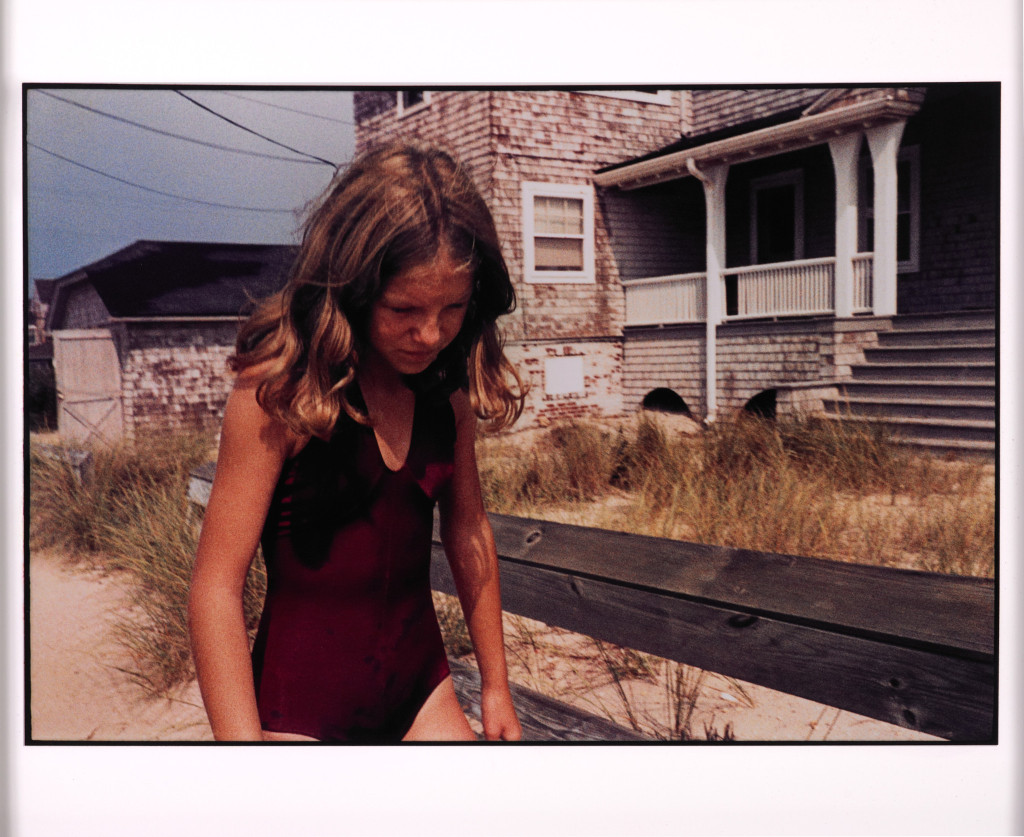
52, 329, 124, 444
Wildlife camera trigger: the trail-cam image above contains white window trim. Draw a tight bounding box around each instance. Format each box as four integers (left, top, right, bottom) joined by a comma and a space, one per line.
858, 145, 921, 273
749, 169, 805, 264
397, 90, 431, 118
584, 90, 674, 106
522, 181, 596, 284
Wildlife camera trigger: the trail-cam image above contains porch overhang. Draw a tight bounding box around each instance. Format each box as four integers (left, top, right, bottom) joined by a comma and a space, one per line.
594, 95, 921, 191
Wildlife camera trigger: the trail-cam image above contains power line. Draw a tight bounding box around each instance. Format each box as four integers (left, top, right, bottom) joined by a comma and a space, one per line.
28, 141, 304, 214
35, 90, 326, 165
218, 90, 356, 126
174, 90, 338, 168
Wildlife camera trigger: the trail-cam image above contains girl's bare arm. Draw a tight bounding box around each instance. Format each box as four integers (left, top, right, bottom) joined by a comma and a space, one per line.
438, 390, 522, 741
188, 377, 295, 740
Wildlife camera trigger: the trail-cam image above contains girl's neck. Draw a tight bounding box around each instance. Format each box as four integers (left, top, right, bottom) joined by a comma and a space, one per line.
358, 349, 408, 397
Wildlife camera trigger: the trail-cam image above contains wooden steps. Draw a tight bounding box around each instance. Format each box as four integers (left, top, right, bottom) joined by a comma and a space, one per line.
822, 311, 996, 460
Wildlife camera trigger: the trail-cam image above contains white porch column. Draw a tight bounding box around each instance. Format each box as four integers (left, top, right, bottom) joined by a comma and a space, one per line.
702, 163, 729, 421
829, 133, 861, 318
866, 120, 907, 317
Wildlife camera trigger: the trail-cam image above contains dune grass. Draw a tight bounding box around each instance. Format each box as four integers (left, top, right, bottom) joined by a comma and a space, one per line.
477, 413, 994, 577
29, 431, 266, 694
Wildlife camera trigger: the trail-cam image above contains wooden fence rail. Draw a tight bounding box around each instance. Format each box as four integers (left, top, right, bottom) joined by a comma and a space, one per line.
190, 465, 995, 742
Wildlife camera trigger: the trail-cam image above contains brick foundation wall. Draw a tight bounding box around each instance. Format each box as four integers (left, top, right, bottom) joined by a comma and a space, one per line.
120, 323, 238, 438
504, 339, 623, 428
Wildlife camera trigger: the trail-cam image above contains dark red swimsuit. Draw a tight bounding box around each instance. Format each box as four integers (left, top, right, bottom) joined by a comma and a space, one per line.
252, 390, 454, 742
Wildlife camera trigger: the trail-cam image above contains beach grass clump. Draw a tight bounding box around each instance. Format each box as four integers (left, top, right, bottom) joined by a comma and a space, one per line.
479, 421, 621, 510
29, 431, 266, 694
29, 430, 212, 556
478, 412, 994, 578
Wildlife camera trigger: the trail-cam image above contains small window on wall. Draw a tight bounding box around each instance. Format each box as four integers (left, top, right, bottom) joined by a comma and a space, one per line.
522, 182, 595, 283
858, 145, 920, 272
397, 90, 431, 116
544, 355, 585, 396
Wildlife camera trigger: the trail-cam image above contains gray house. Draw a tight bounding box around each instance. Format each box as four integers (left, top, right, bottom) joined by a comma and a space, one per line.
42, 86, 997, 459
356, 84, 998, 457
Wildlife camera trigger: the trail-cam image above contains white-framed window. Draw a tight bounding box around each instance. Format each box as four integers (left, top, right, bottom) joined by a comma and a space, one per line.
583, 89, 674, 106
397, 90, 431, 117
544, 355, 586, 397
749, 169, 805, 264
858, 144, 921, 273
522, 181, 595, 283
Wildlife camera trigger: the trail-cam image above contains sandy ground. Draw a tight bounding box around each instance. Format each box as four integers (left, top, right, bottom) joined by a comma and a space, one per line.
28, 548, 937, 743
29, 549, 213, 742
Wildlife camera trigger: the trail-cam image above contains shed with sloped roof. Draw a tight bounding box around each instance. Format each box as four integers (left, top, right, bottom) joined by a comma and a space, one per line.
46, 240, 293, 442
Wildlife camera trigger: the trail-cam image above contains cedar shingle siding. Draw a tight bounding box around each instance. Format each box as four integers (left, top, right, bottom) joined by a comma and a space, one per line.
47, 87, 997, 439
688, 88, 829, 136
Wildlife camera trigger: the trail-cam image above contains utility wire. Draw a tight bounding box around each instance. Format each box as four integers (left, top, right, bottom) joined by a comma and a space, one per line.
28, 141, 303, 214
218, 90, 356, 126
36, 90, 325, 165
174, 90, 338, 168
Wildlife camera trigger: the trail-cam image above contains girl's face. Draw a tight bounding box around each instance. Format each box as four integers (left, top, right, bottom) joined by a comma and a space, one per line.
365, 248, 474, 378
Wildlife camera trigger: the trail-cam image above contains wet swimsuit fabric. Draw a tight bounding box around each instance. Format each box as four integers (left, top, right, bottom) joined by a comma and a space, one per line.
252, 389, 454, 742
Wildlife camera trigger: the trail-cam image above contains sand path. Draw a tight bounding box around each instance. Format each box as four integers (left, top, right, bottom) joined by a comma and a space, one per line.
28, 550, 212, 742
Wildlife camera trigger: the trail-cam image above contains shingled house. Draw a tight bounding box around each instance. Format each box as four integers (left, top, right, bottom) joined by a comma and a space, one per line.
42, 86, 997, 457
44, 241, 293, 443
355, 85, 998, 456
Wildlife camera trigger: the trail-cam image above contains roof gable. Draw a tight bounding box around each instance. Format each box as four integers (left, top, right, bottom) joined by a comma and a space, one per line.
51, 241, 295, 325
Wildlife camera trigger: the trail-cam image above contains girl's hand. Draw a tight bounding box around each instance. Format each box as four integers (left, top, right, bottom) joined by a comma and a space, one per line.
481, 684, 522, 741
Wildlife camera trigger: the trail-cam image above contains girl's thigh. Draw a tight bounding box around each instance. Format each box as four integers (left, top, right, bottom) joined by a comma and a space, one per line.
262, 730, 320, 742
403, 675, 476, 742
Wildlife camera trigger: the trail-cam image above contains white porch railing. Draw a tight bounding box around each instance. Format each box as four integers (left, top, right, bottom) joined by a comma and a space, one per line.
853, 252, 874, 313
622, 271, 706, 326
723, 256, 835, 320
623, 254, 876, 325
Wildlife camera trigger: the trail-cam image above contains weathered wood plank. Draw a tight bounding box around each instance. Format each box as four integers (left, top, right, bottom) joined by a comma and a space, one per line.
479, 514, 994, 658
430, 548, 995, 741
448, 660, 651, 742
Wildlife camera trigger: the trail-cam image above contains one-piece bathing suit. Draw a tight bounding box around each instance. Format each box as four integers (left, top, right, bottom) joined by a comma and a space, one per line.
252, 388, 454, 742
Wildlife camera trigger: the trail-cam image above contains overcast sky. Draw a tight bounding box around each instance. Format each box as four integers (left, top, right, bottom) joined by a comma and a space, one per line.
26, 87, 357, 282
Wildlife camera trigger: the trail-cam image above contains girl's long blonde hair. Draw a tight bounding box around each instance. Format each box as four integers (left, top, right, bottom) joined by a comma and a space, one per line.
231, 141, 525, 437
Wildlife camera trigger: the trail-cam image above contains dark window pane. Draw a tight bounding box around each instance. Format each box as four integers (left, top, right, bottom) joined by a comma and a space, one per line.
401, 90, 425, 109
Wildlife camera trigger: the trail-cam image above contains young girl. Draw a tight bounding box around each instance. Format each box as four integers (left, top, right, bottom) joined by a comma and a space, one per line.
188, 142, 525, 742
